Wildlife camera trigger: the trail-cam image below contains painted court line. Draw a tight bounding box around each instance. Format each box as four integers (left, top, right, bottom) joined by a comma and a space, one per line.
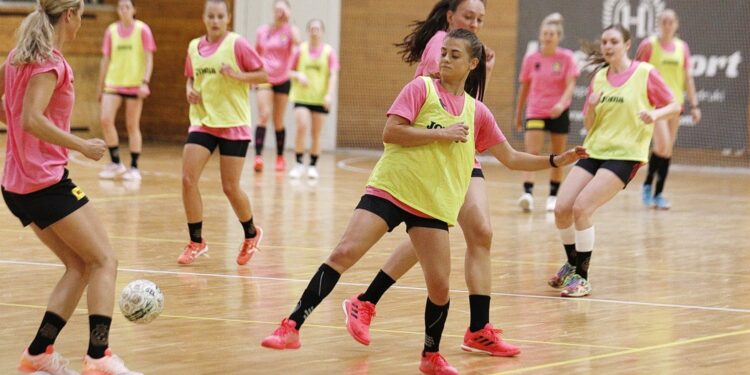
1, 259, 748, 315
0, 302, 630, 351
492, 328, 750, 374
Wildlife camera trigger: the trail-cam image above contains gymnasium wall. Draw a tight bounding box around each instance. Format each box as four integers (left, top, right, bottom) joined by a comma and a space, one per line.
337, 0, 519, 150
0, 3, 117, 132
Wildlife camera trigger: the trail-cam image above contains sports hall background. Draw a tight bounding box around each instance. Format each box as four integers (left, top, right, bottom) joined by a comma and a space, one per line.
0, 0, 748, 168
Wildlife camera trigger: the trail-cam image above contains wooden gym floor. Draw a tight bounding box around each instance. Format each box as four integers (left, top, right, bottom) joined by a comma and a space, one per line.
0, 139, 748, 374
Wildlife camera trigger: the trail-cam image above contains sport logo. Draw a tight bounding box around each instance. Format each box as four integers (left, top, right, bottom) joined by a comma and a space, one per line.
71, 187, 86, 200
426, 121, 444, 129
602, 0, 665, 38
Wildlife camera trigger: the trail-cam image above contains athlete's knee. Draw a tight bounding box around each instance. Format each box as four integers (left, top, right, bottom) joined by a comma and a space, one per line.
221, 181, 242, 198
182, 173, 199, 191
572, 199, 593, 221
426, 280, 450, 305
554, 200, 573, 219
327, 241, 361, 271
465, 222, 493, 251
258, 110, 270, 125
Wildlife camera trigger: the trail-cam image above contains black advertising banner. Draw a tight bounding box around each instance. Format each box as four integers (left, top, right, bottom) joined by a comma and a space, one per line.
515, 0, 749, 154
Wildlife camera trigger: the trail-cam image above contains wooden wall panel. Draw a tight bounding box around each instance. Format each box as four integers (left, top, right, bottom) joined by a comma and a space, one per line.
337, 0, 519, 149
1, 4, 118, 131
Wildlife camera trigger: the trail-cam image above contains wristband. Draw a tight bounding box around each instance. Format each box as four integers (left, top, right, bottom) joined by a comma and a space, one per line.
549, 154, 558, 168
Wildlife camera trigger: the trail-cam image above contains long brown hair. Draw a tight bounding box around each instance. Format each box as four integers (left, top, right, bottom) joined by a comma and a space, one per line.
12, 0, 82, 65
582, 24, 631, 74
396, 0, 486, 65
446, 29, 486, 101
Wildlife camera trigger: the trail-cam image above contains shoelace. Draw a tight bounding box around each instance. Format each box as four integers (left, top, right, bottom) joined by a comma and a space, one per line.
358, 302, 376, 324
274, 320, 294, 336
239, 240, 257, 255
425, 353, 449, 367
184, 244, 202, 257
46, 352, 70, 371
478, 327, 504, 344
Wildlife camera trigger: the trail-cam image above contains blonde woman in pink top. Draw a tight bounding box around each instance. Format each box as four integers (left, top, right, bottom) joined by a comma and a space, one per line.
514, 13, 579, 212
253, 0, 301, 172
1, 1, 140, 374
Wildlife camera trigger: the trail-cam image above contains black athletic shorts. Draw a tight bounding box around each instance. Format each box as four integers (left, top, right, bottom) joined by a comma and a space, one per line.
355, 194, 448, 232
2, 170, 89, 229
525, 109, 570, 134
471, 168, 484, 178
575, 158, 642, 186
272, 80, 291, 94
294, 103, 329, 114
186, 131, 250, 157
104, 92, 139, 100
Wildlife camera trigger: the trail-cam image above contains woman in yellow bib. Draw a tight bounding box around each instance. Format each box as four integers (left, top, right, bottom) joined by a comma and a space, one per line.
287, 19, 339, 179
261, 29, 586, 374
177, 0, 266, 266
636, 9, 701, 209
549, 25, 680, 298
97, 0, 156, 181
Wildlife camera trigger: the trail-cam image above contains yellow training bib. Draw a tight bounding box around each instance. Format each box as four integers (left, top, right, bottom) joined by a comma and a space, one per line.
105, 20, 147, 88
367, 77, 475, 225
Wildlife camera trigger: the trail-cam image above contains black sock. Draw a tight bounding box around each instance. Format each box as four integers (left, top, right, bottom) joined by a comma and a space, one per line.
288, 263, 341, 329
130, 152, 140, 169
295, 153, 304, 164
423, 298, 449, 353
108, 147, 120, 164
275, 129, 286, 156
188, 222, 202, 243
87, 315, 112, 359
28, 311, 66, 355
654, 156, 671, 197
523, 182, 534, 194
644, 152, 663, 186
255, 126, 266, 156
575, 251, 592, 279
564, 244, 577, 265
468, 295, 490, 332
550, 181, 561, 197
359, 270, 396, 305
310, 154, 319, 167
241, 217, 257, 239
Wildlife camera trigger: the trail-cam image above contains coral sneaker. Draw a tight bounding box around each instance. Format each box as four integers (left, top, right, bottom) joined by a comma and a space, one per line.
254, 156, 264, 172
419, 352, 458, 375
18, 346, 78, 375
275, 156, 286, 171
237, 226, 263, 265
261, 318, 301, 350
82, 349, 142, 375
461, 323, 521, 357
177, 241, 208, 265
342, 295, 377, 345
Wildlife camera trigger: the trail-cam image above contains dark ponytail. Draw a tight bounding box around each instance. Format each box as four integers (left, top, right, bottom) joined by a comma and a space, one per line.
395, 0, 485, 65
446, 29, 486, 101
582, 24, 631, 74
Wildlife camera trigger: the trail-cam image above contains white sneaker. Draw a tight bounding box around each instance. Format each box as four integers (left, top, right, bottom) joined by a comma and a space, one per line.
98, 163, 127, 179
307, 166, 319, 179
518, 193, 534, 212
122, 167, 142, 181
546, 196, 557, 212
288, 164, 305, 178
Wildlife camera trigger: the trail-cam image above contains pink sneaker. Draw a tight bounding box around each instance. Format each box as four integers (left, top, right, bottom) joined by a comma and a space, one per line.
254, 156, 264, 172
18, 346, 78, 375
177, 240, 208, 265
461, 323, 521, 357
261, 318, 301, 350
275, 156, 286, 171
419, 352, 458, 375
342, 295, 376, 345
82, 349, 141, 375
237, 226, 263, 265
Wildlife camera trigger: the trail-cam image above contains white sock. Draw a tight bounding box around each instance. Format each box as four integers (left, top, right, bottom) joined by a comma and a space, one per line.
575, 226, 595, 253
558, 225, 575, 245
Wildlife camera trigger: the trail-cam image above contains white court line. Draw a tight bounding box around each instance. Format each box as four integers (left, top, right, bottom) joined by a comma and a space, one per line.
2, 259, 748, 315
68, 152, 181, 179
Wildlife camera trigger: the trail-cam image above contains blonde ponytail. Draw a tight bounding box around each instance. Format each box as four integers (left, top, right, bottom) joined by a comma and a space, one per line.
12, 0, 82, 65
541, 12, 564, 40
